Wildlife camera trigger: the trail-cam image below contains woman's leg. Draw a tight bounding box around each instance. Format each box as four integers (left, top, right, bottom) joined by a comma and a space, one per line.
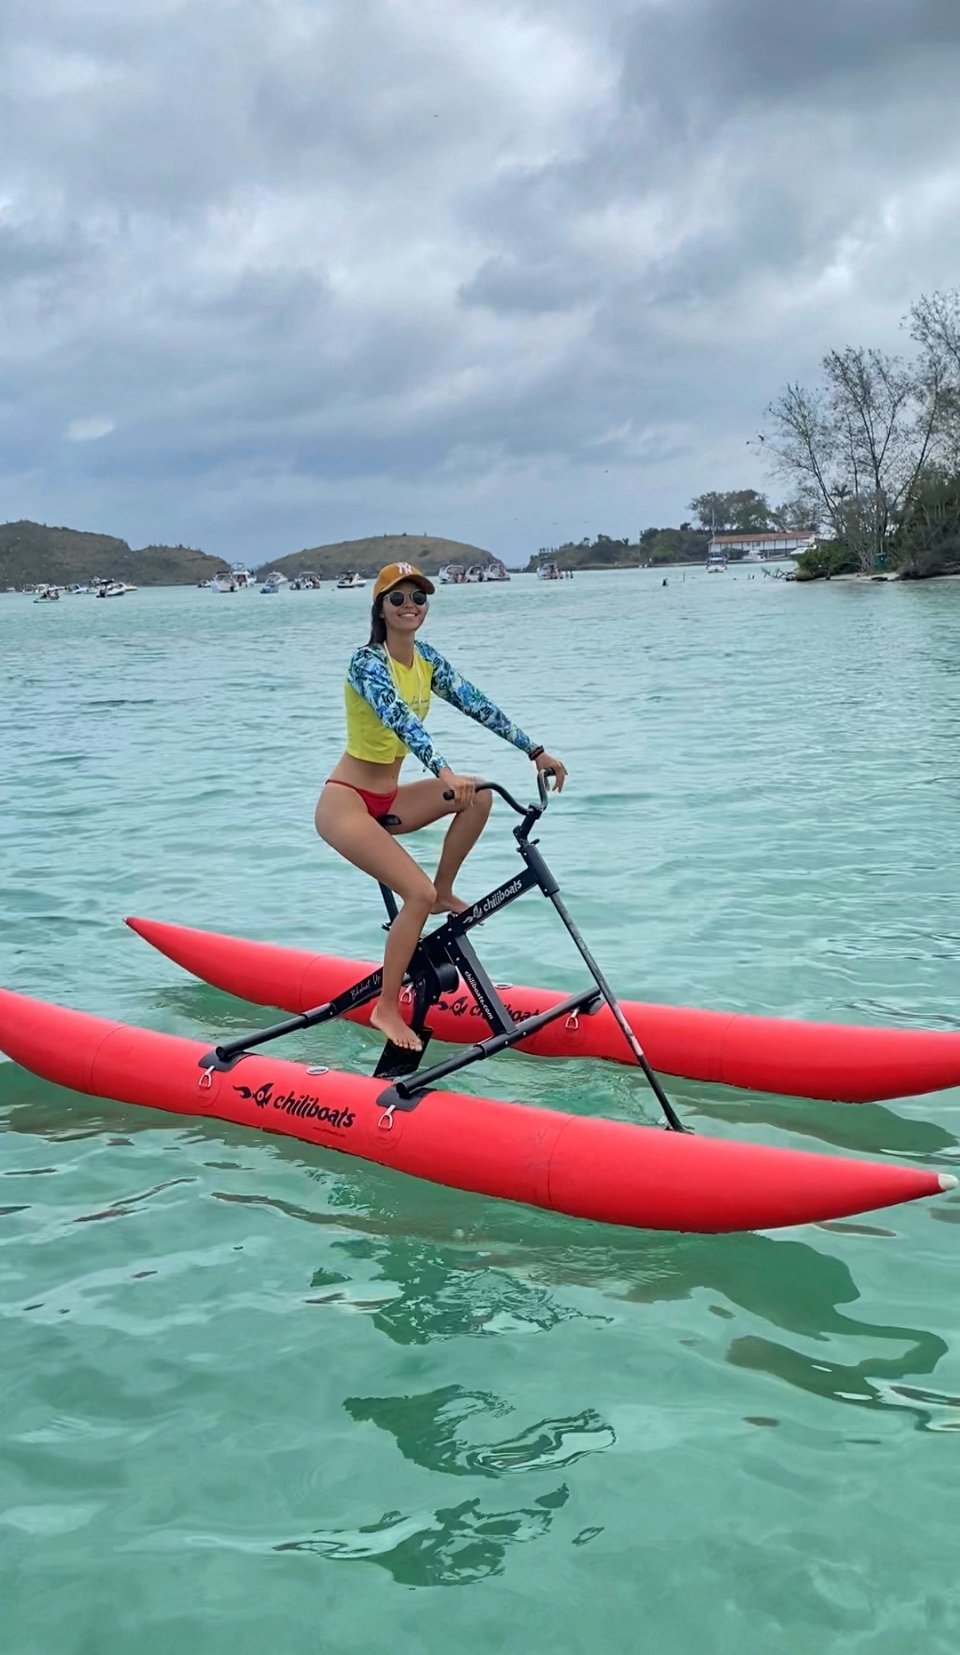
314, 786, 437, 1051
388, 778, 493, 913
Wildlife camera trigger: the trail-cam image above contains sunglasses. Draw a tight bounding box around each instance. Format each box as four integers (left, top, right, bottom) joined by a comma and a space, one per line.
385, 589, 428, 608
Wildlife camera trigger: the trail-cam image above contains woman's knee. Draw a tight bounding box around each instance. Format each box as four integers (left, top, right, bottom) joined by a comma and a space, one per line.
399, 874, 437, 911
454, 782, 492, 819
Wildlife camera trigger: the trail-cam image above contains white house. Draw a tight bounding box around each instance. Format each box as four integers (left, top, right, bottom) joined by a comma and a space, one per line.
707, 531, 817, 560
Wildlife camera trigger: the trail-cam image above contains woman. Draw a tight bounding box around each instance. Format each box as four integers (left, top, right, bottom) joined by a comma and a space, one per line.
315, 561, 567, 1052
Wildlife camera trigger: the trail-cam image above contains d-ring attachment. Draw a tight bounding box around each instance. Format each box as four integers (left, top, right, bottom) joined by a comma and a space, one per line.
199, 1065, 215, 1090
377, 1104, 396, 1132
564, 1011, 580, 1031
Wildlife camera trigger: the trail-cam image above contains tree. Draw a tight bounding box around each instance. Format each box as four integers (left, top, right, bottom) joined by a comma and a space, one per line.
909, 291, 960, 468
765, 346, 946, 573
888, 466, 960, 577
690, 489, 774, 533
770, 494, 822, 532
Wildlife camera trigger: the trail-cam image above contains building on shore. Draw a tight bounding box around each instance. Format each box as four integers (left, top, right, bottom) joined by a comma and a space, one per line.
707, 531, 817, 561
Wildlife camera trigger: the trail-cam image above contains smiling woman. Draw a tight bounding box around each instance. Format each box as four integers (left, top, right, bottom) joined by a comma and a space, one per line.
314, 560, 566, 1052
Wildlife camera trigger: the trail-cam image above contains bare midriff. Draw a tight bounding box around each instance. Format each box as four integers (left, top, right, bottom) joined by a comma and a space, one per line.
325, 751, 407, 792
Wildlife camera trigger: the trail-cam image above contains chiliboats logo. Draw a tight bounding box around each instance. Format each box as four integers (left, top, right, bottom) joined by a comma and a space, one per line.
232, 1079, 355, 1130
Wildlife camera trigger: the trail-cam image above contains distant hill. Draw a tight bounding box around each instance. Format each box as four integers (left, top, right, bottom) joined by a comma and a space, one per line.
258, 533, 499, 579
0, 521, 223, 587
0, 521, 506, 589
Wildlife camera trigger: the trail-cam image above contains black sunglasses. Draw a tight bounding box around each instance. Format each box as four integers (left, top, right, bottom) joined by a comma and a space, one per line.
386, 589, 428, 608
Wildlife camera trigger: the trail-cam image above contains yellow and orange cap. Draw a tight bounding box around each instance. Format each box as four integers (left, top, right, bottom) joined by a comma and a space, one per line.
372, 561, 435, 601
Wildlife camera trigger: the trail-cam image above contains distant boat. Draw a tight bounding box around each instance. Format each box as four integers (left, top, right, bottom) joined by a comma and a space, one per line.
537, 561, 563, 580
33, 585, 60, 603
230, 563, 256, 588
336, 572, 367, 589
464, 565, 484, 583
96, 581, 126, 597
260, 577, 281, 595
482, 560, 510, 582
706, 550, 727, 572
438, 564, 465, 584
290, 571, 321, 590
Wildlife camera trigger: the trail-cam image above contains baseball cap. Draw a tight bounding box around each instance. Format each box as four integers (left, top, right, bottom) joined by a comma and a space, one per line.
372, 561, 436, 601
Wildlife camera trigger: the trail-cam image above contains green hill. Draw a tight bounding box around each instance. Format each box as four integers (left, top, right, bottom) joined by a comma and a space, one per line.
0, 521, 223, 587
258, 533, 499, 579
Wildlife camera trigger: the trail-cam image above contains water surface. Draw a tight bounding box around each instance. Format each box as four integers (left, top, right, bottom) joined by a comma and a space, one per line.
2, 571, 959, 1652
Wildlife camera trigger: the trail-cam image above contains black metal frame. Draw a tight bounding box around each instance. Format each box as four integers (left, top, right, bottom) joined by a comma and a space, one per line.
200, 772, 686, 1132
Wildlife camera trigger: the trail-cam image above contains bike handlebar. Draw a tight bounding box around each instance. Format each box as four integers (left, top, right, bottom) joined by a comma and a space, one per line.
442, 769, 555, 816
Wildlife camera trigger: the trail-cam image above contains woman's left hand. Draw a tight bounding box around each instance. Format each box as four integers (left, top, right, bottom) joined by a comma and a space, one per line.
534, 751, 567, 792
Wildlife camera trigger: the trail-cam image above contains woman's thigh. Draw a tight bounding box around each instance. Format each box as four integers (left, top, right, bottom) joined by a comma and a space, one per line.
314, 784, 434, 899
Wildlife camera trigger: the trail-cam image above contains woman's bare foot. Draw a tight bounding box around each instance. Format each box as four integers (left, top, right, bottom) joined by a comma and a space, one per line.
369, 997, 422, 1051
431, 890, 469, 915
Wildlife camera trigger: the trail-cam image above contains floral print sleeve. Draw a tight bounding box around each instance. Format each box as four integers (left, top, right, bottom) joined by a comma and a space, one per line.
416, 642, 535, 754
347, 647, 449, 775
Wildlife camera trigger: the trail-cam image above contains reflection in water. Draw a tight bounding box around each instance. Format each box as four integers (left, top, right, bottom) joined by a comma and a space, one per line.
344, 1387, 616, 1476
5, 1070, 953, 1438
221, 1179, 954, 1435
275, 1485, 570, 1585
360, 1240, 611, 1344
727, 1331, 952, 1430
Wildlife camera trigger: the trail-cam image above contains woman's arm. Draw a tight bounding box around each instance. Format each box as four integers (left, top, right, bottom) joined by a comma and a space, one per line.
348, 649, 449, 775
416, 642, 536, 753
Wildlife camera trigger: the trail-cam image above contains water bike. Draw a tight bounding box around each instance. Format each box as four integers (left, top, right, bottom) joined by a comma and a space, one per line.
0, 775, 954, 1233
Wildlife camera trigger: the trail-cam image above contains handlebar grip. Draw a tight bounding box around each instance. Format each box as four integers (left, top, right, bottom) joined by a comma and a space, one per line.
442, 776, 555, 816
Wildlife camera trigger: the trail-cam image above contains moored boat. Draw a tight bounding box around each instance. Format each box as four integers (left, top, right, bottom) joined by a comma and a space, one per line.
0, 987, 952, 1233
336, 571, 368, 589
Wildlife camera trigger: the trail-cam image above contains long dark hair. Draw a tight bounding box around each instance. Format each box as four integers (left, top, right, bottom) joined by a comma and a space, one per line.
367, 596, 386, 647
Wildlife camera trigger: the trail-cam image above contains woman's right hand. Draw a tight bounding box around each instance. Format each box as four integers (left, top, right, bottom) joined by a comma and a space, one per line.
438, 768, 477, 808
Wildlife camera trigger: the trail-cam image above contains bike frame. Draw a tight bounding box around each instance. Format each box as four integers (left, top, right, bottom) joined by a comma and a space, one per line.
200, 773, 686, 1132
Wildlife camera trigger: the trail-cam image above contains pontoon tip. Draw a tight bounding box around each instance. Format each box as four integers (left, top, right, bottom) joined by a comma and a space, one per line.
938, 1173, 958, 1192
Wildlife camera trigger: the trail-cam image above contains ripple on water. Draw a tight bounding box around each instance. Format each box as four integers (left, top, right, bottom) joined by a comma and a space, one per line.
2, 578, 960, 1647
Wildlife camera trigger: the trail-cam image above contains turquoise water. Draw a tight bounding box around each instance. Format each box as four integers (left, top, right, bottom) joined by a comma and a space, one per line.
2, 571, 959, 1652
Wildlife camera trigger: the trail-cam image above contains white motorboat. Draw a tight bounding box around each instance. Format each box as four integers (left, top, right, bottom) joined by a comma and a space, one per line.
230, 563, 256, 588
537, 561, 563, 580
96, 581, 126, 598
482, 560, 510, 581
438, 564, 465, 584
336, 572, 368, 589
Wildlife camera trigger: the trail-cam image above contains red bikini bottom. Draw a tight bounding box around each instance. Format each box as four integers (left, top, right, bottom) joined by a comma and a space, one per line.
326, 779, 400, 823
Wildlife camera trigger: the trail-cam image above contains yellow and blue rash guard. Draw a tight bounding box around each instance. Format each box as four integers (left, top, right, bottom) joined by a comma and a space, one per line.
345, 641, 535, 776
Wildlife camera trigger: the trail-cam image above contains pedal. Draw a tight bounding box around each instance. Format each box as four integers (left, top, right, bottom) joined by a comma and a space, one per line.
373, 1027, 433, 1079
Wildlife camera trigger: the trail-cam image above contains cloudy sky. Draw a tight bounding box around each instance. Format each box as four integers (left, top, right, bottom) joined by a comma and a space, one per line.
3, 0, 960, 563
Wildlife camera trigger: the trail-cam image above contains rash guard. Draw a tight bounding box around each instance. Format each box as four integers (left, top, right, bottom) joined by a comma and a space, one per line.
344, 641, 535, 775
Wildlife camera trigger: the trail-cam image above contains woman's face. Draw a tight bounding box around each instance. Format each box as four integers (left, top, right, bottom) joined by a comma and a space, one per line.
383, 581, 428, 636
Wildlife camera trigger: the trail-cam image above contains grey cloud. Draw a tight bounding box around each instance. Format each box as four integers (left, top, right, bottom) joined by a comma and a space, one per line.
2, 0, 960, 561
